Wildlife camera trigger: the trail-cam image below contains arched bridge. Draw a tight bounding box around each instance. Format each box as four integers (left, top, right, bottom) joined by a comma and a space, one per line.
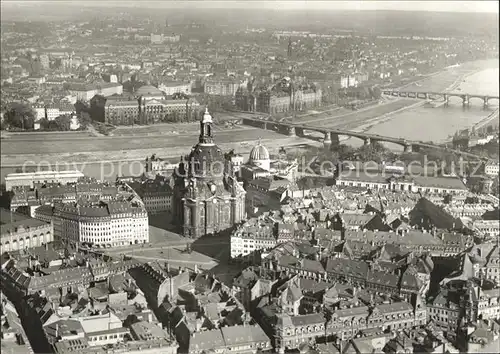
240, 116, 487, 160
382, 90, 499, 107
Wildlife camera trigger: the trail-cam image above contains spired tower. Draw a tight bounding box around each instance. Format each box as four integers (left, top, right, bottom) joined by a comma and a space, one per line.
287, 37, 292, 58
172, 109, 246, 238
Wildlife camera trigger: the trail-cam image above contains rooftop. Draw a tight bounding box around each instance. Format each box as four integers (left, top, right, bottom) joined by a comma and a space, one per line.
0, 217, 50, 237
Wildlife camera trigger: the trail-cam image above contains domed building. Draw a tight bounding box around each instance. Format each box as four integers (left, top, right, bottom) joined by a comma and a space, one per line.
235, 140, 298, 182
248, 141, 271, 171
172, 109, 246, 238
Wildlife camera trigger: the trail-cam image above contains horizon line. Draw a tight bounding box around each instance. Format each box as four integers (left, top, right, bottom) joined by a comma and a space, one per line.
1, 1, 499, 14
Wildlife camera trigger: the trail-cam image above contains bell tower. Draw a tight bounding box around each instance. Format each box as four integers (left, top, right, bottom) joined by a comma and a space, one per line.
199, 108, 214, 145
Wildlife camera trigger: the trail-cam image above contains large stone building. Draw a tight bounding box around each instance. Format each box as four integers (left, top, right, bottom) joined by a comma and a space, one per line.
125, 177, 174, 215
204, 77, 243, 96
336, 172, 468, 195
138, 97, 200, 124
158, 81, 191, 96
144, 154, 178, 176
235, 141, 298, 182
0, 208, 53, 253
172, 109, 246, 238
10, 179, 120, 214
35, 197, 149, 247
236, 80, 322, 115
68, 83, 123, 101
5, 170, 85, 191
104, 100, 139, 125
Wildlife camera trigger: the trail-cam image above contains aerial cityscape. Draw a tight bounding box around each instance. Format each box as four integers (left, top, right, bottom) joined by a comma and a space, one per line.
0, 1, 499, 353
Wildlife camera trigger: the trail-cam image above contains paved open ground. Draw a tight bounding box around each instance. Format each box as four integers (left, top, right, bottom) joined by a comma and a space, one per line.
104, 227, 230, 272
104, 220, 230, 253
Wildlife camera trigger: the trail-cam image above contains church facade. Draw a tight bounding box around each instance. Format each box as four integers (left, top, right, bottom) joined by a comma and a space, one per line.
172, 109, 246, 238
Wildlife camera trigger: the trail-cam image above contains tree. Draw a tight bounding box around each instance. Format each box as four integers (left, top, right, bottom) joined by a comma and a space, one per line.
78, 111, 92, 128
335, 144, 356, 160
74, 100, 90, 116
371, 86, 382, 99
38, 117, 50, 130
90, 95, 106, 122
297, 177, 316, 190
4, 102, 35, 130
171, 110, 180, 123
54, 115, 72, 131
356, 142, 389, 164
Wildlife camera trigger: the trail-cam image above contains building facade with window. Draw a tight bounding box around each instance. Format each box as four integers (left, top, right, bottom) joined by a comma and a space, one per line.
104, 100, 139, 125
485, 162, 499, 176
336, 173, 468, 195
158, 81, 191, 96
5, 170, 85, 191
138, 97, 200, 124
43, 199, 149, 247
0, 217, 53, 253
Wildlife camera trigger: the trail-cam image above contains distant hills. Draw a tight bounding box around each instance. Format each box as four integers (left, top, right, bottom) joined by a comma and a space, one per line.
1, 3, 498, 39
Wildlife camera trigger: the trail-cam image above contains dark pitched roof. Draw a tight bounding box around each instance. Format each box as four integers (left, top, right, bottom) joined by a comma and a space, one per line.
221, 324, 269, 346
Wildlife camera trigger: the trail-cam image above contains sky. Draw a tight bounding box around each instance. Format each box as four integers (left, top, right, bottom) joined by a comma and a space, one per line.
2, 0, 499, 13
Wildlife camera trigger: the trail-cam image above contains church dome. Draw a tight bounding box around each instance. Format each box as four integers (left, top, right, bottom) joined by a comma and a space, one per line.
249, 142, 270, 162
188, 144, 224, 177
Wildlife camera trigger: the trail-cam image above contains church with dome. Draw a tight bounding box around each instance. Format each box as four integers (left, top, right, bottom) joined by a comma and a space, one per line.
228, 140, 299, 182
172, 109, 246, 238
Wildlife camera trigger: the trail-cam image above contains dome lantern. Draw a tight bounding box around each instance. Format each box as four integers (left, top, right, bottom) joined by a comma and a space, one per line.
202, 107, 213, 123
198, 108, 214, 145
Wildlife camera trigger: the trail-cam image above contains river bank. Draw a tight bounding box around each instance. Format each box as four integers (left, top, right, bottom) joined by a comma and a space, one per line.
364, 59, 499, 144
1, 59, 497, 180
353, 62, 483, 134
473, 109, 500, 131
